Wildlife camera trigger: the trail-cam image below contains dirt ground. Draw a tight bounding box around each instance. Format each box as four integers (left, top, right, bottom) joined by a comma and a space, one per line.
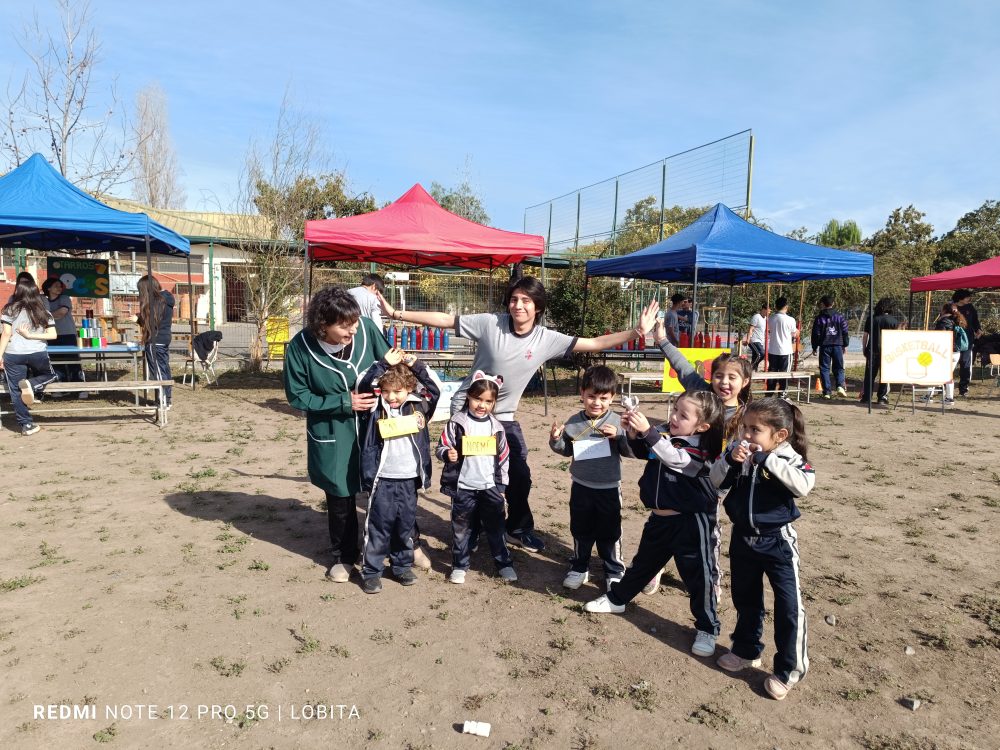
2, 369, 999, 749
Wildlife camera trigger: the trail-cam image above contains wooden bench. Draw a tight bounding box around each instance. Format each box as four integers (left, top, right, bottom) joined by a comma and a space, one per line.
0, 379, 175, 427
750, 371, 812, 403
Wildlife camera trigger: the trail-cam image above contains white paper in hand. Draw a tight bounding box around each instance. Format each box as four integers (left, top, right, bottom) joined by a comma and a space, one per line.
573, 436, 612, 461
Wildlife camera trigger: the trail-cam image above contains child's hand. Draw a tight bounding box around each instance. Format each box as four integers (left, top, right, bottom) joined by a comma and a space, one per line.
625, 410, 650, 435
599, 423, 617, 439
446, 448, 459, 462
731, 440, 762, 464
383, 348, 405, 366
550, 422, 564, 440
654, 318, 666, 341
402, 352, 417, 367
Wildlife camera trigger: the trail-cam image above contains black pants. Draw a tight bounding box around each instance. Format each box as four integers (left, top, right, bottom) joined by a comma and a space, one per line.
608, 512, 720, 636
500, 420, 534, 534
860, 352, 888, 401
325, 492, 360, 566
143, 342, 172, 405
51, 333, 84, 383
748, 342, 765, 371
361, 478, 417, 578
767, 354, 790, 394
728, 526, 808, 685
958, 348, 972, 394
568, 483, 625, 578
451, 486, 511, 570
2, 351, 59, 427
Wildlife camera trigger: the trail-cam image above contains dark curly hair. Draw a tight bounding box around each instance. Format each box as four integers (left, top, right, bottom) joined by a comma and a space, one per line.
307, 286, 361, 337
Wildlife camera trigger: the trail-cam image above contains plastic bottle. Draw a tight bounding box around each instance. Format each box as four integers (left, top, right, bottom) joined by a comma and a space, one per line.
434, 328, 441, 351
401, 326, 410, 349
388, 325, 396, 347
714, 334, 722, 348
424, 326, 431, 350
679, 331, 689, 348
694, 332, 703, 348
443, 329, 450, 350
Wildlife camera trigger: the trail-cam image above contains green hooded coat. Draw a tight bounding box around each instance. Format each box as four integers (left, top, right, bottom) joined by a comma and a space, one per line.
283, 317, 390, 496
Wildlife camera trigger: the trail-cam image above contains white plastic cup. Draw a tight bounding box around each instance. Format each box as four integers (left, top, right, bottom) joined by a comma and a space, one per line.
462, 720, 491, 737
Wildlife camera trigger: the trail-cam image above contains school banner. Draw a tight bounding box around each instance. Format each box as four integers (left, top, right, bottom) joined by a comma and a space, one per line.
880, 330, 953, 385
662, 348, 730, 393
46, 258, 110, 298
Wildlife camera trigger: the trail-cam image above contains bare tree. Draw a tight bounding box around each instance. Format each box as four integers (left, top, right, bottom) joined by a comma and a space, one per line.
0, 0, 136, 195
132, 83, 185, 209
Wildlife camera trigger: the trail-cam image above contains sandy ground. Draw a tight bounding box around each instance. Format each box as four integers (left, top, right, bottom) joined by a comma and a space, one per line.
2, 369, 999, 749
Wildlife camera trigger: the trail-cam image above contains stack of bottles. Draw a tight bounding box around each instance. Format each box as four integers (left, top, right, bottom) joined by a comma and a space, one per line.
605, 329, 648, 351
75, 310, 120, 348
386, 324, 450, 351
679, 332, 725, 348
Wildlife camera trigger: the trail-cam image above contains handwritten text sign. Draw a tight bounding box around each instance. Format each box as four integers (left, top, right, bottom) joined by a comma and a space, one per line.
462, 435, 497, 456
378, 414, 419, 439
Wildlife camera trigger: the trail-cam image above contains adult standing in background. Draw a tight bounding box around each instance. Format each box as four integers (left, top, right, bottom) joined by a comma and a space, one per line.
283, 286, 388, 581
679, 297, 699, 342
137, 275, 175, 410
41, 278, 85, 397
745, 302, 769, 371
810, 295, 850, 399
860, 297, 901, 405
349, 273, 386, 331
378, 276, 658, 552
952, 289, 981, 397
663, 293, 685, 346
767, 296, 797, 397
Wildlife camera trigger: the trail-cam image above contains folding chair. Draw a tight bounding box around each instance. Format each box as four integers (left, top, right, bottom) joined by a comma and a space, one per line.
183, 335, 221, 387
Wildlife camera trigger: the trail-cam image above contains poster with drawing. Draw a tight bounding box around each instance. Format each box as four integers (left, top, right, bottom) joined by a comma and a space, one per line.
880, 330, 953, 385
661, 348, 730, 393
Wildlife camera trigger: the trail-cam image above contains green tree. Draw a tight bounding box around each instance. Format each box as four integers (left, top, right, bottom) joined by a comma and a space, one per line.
430, 179, 490, 225
932, 199, 1000, 272
816, 219, 862, 248
547, 262, 628, 338
863, 205, 936, 301
612, 199, 710, 255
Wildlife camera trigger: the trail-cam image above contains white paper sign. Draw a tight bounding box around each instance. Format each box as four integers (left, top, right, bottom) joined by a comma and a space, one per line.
573, 437, 612, 461
880, 330, 954, 385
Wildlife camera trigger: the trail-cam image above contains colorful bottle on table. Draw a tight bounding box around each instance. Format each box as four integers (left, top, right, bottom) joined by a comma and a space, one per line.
443, 329, 450, 350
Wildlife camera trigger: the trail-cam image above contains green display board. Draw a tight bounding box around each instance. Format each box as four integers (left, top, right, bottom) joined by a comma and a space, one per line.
46, 258, 110, 298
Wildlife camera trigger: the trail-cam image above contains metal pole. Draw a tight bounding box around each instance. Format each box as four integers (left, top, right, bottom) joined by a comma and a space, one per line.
186, 253, 197, 391
744, 133, 755, 219
907, 291, 913, 330
610, 178, 619, 255
867, 273, 874, 413
573, 191, 581, 253
658, 163, 667, 241
546, 203, 553, 256
581, 274, 590, 336
692, 265, 699, 346
208, 240, 216, 330
727, 282, 734, 348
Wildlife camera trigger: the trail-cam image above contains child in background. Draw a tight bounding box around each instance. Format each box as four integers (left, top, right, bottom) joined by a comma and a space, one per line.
356, 348, 440, 594
437, 371, 516, 584
923, 302, 967, 405
585, 390, 725, 660
549, 365, 632, 590
711, 397, 814, 700
648, 317, 754, 596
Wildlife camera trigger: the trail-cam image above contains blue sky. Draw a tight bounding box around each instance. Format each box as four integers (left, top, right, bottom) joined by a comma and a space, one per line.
1, 0, 997, 241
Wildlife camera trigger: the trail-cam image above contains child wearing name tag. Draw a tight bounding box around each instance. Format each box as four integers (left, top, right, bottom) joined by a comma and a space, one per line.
356, 348, 440, 594
585, 390, 725, 661
549, 365, 632, 591
437, 371, 515, 585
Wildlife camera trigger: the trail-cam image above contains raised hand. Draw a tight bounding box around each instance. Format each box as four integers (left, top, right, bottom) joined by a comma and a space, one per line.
654, 318, 667, 342
550, 422, 564, 440
383, 348, 405, 366
375, 290, 395, 317
625, 409, 650, 435
636, 299, 660, 334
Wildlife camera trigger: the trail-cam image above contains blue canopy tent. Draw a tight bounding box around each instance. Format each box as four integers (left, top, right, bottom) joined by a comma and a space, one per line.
0, 154, 198, 382
585, 203, 877, 408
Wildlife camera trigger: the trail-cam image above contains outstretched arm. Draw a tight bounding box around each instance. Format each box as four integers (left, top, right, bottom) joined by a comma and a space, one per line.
573, 299, 659, 352
377, 291, 455, 329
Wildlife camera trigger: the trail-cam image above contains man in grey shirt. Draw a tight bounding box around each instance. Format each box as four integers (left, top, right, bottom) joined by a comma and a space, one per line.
348, 273, 386, 331
378, 276, 658, 552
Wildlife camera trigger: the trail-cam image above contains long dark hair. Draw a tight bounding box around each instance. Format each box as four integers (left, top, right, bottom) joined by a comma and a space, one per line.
744, 397, 808, 461
675, 390, 725, 460
137, 275, 165, 345
940, 302, 967, 330
503, 276, 546, 323
873, 296, 896, 317
2, 277, 51, 330
712, 352, 753, 442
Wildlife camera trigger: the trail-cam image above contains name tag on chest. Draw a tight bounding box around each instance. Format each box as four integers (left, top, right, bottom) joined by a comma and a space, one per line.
573, 436, 612, 461
462, 435, 497, 456
378, 414, 419, 439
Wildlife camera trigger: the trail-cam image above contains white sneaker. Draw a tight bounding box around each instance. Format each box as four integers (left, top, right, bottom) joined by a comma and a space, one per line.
562, 570, 589, 589
606, 577, 622, 592
448, 569, 466, 584
691, 631, 717, 657
716, 651, 762, 671
584, 595, 625, 614
325, 563, 351, 583
642, 568, 664, 596
498, 566, 518, 582
836, 386, 848, 398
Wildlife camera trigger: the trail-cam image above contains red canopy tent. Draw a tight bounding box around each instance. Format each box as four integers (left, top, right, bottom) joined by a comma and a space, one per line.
304, 184, 544, 269
910, 255, 1000, 292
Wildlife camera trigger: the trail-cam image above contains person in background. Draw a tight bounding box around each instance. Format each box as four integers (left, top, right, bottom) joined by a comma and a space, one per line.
0, 276, 58, 435
6, 271, 36, 304
349, 273, 386, 332
745, 303, 769, 371
809, 295, 850, 399
923, 303, 967, 405
41, 278, 85, 398
663, 293, 686, 346
766, 297, 797, 397
137, 275, 175, 410
679, 297, 699, 343
860, 297, 901, 405
952, 289, 981, 398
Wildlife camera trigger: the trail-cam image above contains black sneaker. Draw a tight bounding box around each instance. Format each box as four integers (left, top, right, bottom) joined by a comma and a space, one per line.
506, 531, 545, 553
878, 396, 890, 405
360, 576, 382, 594
21, 423, 40, 436
396, 568, 418, 586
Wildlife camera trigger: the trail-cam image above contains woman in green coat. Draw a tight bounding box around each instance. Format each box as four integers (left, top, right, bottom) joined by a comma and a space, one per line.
284, 286, 389, 581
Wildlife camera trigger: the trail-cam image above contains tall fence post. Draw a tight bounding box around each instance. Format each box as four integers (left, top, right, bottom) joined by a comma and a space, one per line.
659, 163, 667, 241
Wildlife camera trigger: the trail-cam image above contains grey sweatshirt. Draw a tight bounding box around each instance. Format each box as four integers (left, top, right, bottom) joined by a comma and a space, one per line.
549, 410, 633, 489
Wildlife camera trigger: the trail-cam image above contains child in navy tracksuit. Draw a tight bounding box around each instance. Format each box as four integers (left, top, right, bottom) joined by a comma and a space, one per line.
356, 348, 440, 594
711, 397, 815, 700
585, 390, 725, 660
437, 371, 515, 584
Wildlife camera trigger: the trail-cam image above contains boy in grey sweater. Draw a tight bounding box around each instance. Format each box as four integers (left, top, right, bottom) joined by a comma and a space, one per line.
549, 365, 633, 590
